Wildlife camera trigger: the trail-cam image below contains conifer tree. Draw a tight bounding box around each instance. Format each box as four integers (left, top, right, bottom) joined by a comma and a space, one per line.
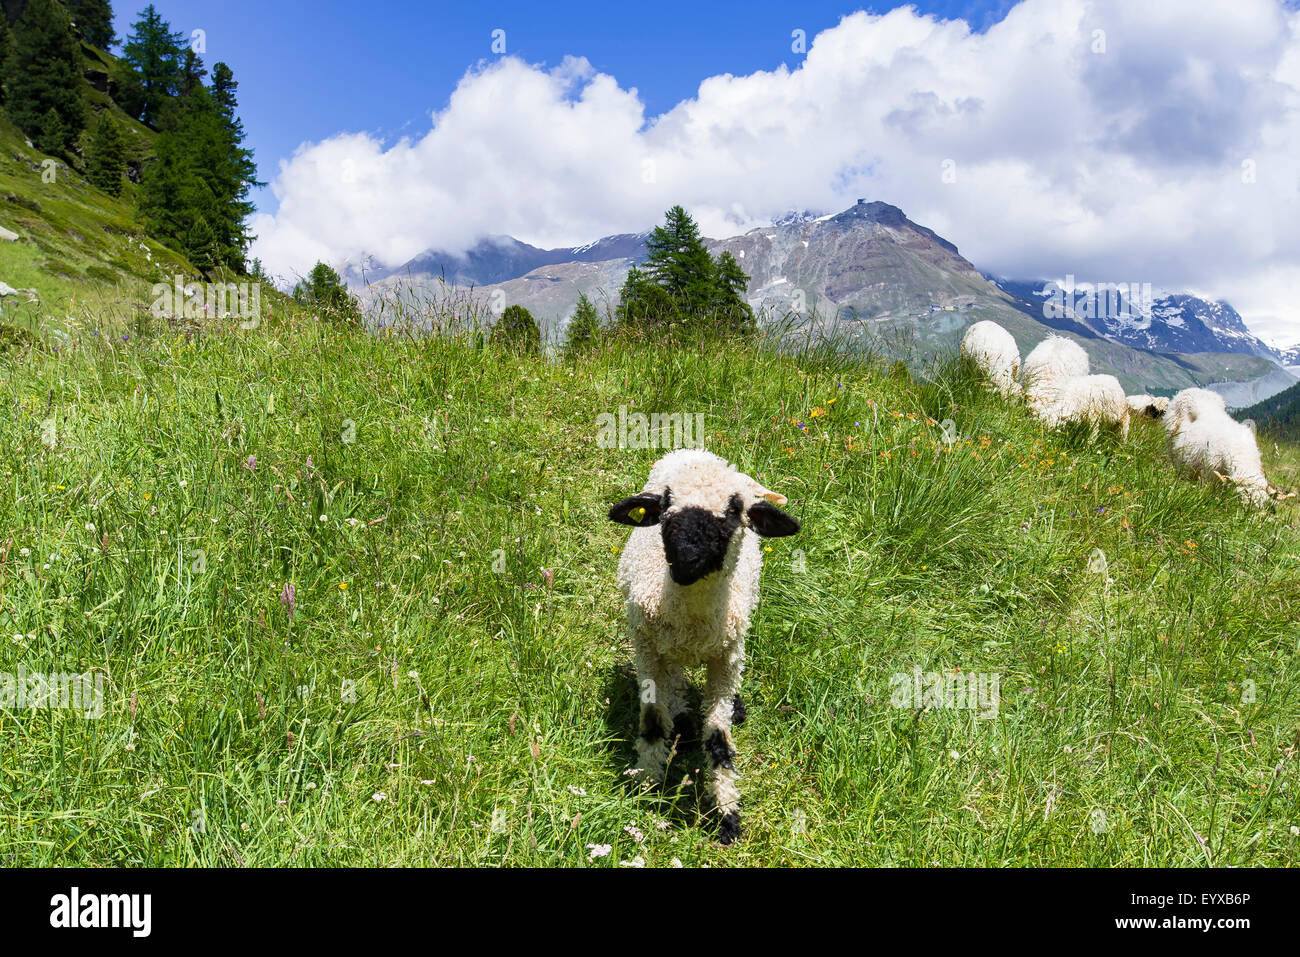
182, 216, 218, 272
616, 205, 754, 332
210, 62, 238, 115
35, 106, 67, 154
492, 303, 541, 352
564, 292, 601, 354
139, 125, 217, 263
179, 46, 206, 95
641, 204, 716, 312
86, 110, 126, 195
142, 77, 259, 272
205, 62, 260, 264
66, 0, 116, 49
292, 262, 361, 324
0, 14, 11, 108
711, 250, 755, 330
2, 0, 86, 153
616, 264, 676, 327
115, 4, 184, 127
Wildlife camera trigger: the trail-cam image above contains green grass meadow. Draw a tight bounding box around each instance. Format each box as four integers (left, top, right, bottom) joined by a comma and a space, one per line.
2, 308, 1299, 866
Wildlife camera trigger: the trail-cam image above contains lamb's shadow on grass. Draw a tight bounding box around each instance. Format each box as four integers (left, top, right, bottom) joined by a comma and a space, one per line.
599, 663, 711, 833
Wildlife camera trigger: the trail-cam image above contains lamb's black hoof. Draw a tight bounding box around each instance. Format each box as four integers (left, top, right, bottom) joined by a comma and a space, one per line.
639, 706, 666, 742
671, 711, 699, 745
718, 811, 742, 845
731, 694, 747, 725
705, 729, 735, 770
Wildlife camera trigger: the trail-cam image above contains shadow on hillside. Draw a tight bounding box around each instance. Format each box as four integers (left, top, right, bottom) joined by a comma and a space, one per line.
598, 663, 710, 832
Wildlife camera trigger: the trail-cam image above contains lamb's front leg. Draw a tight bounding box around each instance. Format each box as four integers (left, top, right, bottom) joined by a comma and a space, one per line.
702, 653, 744, 844
632, 645, 682, 787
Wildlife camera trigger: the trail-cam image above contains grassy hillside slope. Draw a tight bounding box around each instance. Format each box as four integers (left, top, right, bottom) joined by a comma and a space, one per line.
2, 312, 1298, 866
0, 32, 200, 323
0, 117, 191, 307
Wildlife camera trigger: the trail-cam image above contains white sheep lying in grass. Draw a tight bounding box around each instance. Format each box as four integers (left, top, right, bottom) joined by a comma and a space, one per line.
1164, 388, 1273, 508
1022, 335, 1090, 416
1126, 394, 1169, 419
1163, 387, 1227, 437
1040, 373, 1131, 440
960, 320, 1022, 397
609, 449, 800, 845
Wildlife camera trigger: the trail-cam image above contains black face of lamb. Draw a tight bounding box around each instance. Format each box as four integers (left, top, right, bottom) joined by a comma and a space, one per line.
661, 494, 743, 586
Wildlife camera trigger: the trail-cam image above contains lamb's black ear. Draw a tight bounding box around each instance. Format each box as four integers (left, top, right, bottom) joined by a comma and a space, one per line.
748, 500, 800, 537
1146, 404, 1165, 419
609, 493, 664, 527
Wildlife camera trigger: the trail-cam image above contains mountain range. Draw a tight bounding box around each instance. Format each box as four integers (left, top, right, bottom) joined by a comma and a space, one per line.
346, 231, 649, 288
353, 201, 1296, 401
989, 277, 1282, 361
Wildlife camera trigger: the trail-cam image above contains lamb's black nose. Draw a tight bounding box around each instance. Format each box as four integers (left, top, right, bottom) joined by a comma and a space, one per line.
662, 506, 738, 586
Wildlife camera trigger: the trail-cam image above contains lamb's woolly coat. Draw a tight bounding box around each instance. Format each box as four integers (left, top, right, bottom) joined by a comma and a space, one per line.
1022, 335, 1090, 416
1168, 410, 1270, 508
960, 320, 1022, 398
1040, 374, 1130, 439
612, 449, 798, 845
1163, 388, 1227, 437
616, 450, 769, 671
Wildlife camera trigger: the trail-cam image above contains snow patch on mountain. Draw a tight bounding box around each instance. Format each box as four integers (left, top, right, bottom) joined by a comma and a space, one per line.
770, 209, 826, 227
991, 276, 1281, 361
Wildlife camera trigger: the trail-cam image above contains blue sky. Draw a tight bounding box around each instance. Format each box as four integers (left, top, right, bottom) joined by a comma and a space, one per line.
108, 1, 1300, 341
112, 0, 1016, 215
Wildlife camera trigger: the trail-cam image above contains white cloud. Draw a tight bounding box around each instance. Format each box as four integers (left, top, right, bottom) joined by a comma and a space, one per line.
250, 0, 1300, 342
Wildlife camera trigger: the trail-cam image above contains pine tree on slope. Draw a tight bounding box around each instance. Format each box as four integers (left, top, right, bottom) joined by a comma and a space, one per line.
87, 110, 127, 195
66, 0, 116, 50
115, 4, 185, 127
2, 0, 86, 154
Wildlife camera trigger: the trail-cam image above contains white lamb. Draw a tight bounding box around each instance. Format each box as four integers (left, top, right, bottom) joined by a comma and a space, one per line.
1168, 410, 1271, 508
1040, 373, 1131, 440
1021, 335, 1090, 417
1163, 388, 1227, 437
608, 449, 800, 845
1126, 394, 1169, 419
960, 320, 1022, 397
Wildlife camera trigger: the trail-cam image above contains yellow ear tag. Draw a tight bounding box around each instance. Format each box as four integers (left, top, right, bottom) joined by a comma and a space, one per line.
629, 506, 646, 522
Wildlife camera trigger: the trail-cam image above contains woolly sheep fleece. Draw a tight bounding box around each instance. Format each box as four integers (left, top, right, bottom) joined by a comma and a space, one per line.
1022, 335, 1090, 415
1040, 374, 1130, 439
960, 320, 1022, 397
1164, 388, 1227, 437
1169, 412, 1270, 508
612, 449, 796, 845
1163, 388, 1270, 508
